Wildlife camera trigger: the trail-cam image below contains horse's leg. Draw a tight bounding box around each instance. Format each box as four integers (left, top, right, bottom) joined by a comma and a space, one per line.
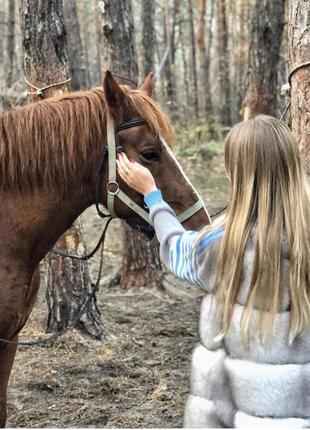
0, 340, 17, 428
0, 268, 40, 427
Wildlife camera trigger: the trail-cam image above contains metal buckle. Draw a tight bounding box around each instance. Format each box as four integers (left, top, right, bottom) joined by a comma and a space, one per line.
107, 181, 120, 195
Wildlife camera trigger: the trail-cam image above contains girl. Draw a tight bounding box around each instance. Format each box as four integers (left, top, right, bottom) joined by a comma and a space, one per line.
117, 115, 310, 428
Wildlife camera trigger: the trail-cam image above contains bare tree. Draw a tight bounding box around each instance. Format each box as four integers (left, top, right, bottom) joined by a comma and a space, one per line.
216, 0, 231, 125
197, 0, 212, 116
288, 0, 310, 175
141, 0, 155, 77
98, 0, 138, 85
188, 0, 199, 117
19, 0, 105, 338
243, 0, 286, 118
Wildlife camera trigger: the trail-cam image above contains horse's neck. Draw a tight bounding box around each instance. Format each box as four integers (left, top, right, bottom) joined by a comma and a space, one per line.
0, 183, 93, 272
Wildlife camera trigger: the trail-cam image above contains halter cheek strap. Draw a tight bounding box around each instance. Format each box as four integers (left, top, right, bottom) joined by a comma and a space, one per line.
105, 116, 208, 226
106, 117, 151, 222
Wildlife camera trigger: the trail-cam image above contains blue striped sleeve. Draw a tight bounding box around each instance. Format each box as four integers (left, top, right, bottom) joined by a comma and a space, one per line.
168, 230, 200, 285
167, 227, 224, 287
197, 227, 224, 254
144, 189, 163, 208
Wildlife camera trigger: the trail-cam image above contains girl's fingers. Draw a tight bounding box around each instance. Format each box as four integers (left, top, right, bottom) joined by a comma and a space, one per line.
117, 153, 130, 174
117, 158, 133, 185
120, 152, 133, 170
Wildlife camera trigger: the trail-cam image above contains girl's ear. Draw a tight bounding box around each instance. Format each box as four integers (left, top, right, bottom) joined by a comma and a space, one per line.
103, 71, 128, 122
140, 72, 153, 98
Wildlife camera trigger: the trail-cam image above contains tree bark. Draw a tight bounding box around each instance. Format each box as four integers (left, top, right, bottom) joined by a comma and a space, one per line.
19, 0, 105, 338
98, 0, 138, 86
216, 0, 231, 125
243, 0, 286, 118
288, 0, 310, 175
141, 0, 155, 78
63, 0, 88, 90
45, 224, 104, 337
6, 0, 15, 88
98, 0, 164, 290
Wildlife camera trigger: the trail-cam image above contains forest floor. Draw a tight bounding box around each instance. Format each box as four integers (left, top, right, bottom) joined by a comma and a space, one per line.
6, 131, 229, 428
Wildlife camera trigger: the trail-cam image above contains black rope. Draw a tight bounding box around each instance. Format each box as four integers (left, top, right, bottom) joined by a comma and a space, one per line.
210, 206, 227, 219
51, 216, 112, 261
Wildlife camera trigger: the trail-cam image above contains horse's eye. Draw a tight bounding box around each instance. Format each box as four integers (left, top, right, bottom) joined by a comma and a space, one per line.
140, 151, 159, 162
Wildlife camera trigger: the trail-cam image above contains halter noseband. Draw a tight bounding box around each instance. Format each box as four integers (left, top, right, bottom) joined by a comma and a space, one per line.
98, 116, 207, 227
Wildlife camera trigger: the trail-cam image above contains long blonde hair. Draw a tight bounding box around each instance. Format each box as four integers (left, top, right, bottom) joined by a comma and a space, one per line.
203, 115, 310, 343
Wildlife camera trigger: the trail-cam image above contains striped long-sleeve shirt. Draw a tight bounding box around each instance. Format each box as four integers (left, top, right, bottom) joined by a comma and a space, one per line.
144, 189, 224, 292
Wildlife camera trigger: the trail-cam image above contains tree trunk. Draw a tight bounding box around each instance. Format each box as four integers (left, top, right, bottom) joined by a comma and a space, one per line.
98, 0, 164, 290
288, 0, 310, 175
162, 0, 178, 116
45, 224, 105, 337
98, 0, 138, 86
232, 0, 250, 122
197, 0, 212, 116
179, 9, 190, 120
63, 0, 88, 90
216, 0, 231, 125
243, 0, 286, 118
141, 0, 155, 78
19, 0, 105, 338
188, 0, 199, 118
6, 0, 15, 88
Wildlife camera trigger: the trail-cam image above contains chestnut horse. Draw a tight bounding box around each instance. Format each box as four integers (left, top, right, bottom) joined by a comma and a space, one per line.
0, 71, 209, 426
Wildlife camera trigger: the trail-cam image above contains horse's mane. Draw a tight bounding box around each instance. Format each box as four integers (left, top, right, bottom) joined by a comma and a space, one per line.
0, 86, 174, 192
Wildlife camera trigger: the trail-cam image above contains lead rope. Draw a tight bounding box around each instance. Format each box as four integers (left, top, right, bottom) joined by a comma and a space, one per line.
0, 217, 113, 347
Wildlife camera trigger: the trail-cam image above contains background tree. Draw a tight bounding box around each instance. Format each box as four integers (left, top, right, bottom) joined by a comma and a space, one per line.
19, 0, 105, 338
141, 0, 155, 78
288, 0, 310, 175
63, 0, 88, 90
197, 0, 212, 116
98, 0, 163, 289
243, 0, 286, 118
216, 0, 231, 125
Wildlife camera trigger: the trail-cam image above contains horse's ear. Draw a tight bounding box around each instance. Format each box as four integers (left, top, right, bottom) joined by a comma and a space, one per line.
140, 72, 153, 98
103, 71, 127, 121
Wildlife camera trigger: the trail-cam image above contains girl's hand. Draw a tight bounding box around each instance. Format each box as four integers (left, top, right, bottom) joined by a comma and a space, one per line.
116, 152, 157, 196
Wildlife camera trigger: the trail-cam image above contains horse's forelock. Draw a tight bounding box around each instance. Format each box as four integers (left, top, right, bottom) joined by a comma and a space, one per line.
122, 87, 175, 147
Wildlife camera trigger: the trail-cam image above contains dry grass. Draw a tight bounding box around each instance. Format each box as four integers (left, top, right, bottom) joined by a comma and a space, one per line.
7, 278, 202, 428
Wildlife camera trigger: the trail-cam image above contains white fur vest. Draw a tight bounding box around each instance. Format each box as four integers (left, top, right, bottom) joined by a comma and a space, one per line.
183, 235, 310, 428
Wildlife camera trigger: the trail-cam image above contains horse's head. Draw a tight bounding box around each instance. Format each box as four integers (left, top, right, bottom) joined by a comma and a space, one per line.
100, 71, 210, 233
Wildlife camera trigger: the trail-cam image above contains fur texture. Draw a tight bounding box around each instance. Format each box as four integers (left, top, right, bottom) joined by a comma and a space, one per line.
184, 235, 310, 428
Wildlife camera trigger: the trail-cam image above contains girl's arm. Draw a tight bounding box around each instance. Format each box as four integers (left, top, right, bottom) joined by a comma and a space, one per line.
116, 152, 222, 290
144, 189, 204, 286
